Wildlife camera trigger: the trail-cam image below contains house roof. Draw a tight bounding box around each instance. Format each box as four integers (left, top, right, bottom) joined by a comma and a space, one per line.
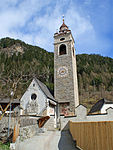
34, 78, 56, 102
0, 98, 20, 104
89, 98, 113, 114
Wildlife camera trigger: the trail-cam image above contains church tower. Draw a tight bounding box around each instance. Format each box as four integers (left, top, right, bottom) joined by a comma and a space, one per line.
54, 18, 79, 115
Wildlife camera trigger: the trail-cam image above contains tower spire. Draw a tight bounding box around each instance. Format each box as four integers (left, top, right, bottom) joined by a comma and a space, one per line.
59, 15, 69, 32
62, 15, 64, 23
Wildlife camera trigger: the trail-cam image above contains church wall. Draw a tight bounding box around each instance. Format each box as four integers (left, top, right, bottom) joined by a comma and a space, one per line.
20, 79, 47, 114
54, 43, 75, 103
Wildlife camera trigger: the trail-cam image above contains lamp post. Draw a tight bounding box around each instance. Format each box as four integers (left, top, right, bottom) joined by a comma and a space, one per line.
8, 91, 14, 138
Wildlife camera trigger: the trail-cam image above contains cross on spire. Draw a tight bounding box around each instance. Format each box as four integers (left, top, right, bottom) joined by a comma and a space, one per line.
62, 15, 64, 23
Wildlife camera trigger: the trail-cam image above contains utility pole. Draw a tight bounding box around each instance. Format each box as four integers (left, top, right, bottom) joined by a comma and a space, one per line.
8, 91, 14, 138
8, 103, 11, 137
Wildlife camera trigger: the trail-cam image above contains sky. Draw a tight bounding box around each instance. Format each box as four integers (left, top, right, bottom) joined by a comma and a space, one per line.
0, 0, 113, 58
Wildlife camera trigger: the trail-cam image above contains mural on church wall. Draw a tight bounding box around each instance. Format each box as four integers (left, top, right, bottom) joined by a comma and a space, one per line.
60, 103, 70, 116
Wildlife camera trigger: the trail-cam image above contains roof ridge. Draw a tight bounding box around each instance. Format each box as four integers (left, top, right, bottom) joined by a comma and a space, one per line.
33, 78, 56, 102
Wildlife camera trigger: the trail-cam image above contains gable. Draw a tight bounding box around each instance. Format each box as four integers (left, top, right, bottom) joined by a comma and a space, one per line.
20, 79, 47, 111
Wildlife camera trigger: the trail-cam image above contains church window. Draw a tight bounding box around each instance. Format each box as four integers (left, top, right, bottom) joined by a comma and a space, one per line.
31, 93, 37, 100
60, 38, 65, 41
59, 44, 67, 55
33, 84, 35, 87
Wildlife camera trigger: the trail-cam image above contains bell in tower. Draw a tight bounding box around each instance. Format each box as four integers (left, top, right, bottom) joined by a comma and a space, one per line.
54, 18, 79, 116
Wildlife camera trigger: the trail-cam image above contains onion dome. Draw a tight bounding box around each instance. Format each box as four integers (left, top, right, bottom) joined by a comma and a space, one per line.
59, 18, 69, 32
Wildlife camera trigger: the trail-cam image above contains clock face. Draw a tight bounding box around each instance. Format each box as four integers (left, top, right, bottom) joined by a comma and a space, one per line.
57, 66, 68, 77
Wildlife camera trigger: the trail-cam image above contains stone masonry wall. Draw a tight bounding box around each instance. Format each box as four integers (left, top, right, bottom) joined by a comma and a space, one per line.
54, 31, 79, 114
0, 117, 15, 132
19, 124, 38, 141
19, 116, 39, 141
60, 105, 113, 130
20, 116, 38, 127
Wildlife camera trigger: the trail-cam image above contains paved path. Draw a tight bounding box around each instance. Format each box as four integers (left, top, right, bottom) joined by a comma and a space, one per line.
18, 130, 79, 150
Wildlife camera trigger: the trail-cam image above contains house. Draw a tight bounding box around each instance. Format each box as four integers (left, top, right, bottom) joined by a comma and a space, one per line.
20, 78, 57, 117
0, 98, 20, 114
89, 98, 113, 114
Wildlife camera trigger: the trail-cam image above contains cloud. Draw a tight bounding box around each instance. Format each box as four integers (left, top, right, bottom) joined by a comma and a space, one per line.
0, 0, 112, 58
0, 0, 53, 44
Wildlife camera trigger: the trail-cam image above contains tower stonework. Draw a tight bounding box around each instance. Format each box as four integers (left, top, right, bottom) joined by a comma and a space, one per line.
54, 20, 79, 115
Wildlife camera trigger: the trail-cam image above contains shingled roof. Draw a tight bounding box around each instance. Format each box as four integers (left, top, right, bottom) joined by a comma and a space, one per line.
0, 98, 20, 104
34, 78, 56, 102
89, 98, 113, 114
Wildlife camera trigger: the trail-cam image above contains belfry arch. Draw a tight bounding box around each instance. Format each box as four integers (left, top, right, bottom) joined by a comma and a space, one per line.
59, 44, 67, 55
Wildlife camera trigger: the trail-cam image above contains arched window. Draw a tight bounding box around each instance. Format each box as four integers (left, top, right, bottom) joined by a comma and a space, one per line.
59, 44, 67, 55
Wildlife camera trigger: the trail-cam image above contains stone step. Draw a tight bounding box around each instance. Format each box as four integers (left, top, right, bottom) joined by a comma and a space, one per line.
43, 117, 56, 131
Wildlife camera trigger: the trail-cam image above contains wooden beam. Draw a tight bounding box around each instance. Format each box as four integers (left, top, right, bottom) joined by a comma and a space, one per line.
0, 102, 11, 121
38, 116, 50, 128
0, 105, 4, 112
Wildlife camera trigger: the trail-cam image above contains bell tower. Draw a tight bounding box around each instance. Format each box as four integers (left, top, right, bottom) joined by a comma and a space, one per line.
54, 18, 79, 115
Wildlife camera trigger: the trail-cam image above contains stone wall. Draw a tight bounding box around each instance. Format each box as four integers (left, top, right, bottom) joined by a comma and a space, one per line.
54, 31, 79, 114
60, 104, 113, 130
0, 116, 15, 132
19, 116, 39, 141
20, 116, 38, 127
19, 124, 38, 141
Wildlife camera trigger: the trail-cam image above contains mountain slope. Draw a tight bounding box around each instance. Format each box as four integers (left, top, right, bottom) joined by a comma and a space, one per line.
0, 37, 113, 109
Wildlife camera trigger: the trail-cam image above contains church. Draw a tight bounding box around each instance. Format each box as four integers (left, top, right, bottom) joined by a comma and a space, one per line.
54, 18, 79, 116
20, 18, 79, 117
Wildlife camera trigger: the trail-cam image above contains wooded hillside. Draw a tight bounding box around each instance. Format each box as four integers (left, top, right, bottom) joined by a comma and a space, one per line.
0, 37, 113, 109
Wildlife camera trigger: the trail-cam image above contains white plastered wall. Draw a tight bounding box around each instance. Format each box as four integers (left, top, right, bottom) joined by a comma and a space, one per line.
101, 104, 113, 113
20, 79, 47, 114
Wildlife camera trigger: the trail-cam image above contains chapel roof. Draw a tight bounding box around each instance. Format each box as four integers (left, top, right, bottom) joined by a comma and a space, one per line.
34, 78, 56, 102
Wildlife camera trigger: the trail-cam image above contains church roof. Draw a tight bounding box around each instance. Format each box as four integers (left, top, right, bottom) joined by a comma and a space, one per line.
59, 18, 70, 33
60, 21, 68, 31
89, 98, 113, 114
54, 18, 71, 36
34, 78, 56, 102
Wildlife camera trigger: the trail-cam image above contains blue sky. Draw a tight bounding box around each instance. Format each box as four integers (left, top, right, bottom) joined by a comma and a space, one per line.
0, 0, 112, 58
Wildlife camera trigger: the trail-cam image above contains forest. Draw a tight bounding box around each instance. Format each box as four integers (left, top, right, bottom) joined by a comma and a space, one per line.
0, 37, 113, 109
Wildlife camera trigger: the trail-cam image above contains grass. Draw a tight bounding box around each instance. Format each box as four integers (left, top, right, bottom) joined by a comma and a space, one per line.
0, 141, 10, 150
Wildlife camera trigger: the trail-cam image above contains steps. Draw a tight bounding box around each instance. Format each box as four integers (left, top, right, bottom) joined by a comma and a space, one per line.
43, 116, 56, 131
